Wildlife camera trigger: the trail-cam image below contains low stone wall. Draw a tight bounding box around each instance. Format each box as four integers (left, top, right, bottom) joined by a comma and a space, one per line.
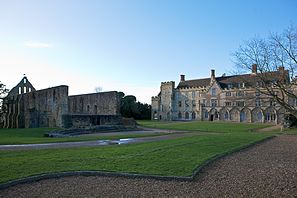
62, 114, 122, 128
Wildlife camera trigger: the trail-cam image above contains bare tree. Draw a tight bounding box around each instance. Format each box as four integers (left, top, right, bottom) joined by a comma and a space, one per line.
0, 81, 9, 126
233, 25, 297, 118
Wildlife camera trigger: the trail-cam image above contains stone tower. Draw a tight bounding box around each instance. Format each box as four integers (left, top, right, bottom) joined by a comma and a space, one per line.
159, 81, 175, 121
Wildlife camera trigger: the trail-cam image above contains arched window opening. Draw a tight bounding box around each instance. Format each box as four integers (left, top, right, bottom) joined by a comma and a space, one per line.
153, 111, 158, 119
178, 112, 182, 119
94, 105, 98, 114
224, 112, 229, 120
240, 111, 247, 122
185, 112, 189, 119
192, 112, 196, 120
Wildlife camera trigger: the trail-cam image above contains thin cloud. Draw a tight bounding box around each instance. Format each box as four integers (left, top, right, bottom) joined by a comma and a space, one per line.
24, 41, 52, 48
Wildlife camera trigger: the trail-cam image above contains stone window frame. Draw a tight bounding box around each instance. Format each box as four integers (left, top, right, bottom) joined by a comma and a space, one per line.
185, 100, 189, 107
211, 99, 217, 107
225, 92, 231, 97
178, 101, 182, 107
211, 88, 216, 96
237, 101, 245, 107
225, 102, 232, 106
255, 99, 261, 107
178, 112, 182, 119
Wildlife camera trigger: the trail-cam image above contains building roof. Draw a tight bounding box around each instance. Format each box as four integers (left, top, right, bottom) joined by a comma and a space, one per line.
177, 70, 289, 89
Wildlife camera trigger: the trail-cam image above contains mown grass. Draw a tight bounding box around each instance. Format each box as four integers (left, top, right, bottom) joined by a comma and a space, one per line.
0, 132, 271, 184
0, 128, 166, 145
283, 127, 297, 135
0, 121, 272, 145
138, 120, 270, 133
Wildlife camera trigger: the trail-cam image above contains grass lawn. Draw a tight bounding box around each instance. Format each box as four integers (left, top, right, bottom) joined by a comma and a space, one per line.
0, 132, 271, 184
138, 120, 270, 133
0, 128, 167, 145
283, 127, 297, 135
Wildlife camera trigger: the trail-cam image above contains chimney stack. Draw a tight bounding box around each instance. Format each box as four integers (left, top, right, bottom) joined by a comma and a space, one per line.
180, 74, 185, 82
211, 69, 215, 80
252, 64, 257, 73
278, 66, 284, 72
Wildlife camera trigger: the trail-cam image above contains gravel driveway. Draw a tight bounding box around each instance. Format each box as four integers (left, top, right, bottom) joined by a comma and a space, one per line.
1, 135, 297, 197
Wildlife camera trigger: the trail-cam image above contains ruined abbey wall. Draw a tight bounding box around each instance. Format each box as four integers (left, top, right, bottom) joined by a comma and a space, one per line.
68, 91, 120, 115
3, 86, 68, 128
21, 86, 69, 128
2, 77, 122, 128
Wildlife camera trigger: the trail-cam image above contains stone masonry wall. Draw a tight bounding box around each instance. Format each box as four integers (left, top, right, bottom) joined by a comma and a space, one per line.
20, 86, 68, 128
68, 91, 120, 116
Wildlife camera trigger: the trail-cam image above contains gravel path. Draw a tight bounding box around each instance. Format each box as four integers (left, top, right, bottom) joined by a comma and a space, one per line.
1, 135, 297, 197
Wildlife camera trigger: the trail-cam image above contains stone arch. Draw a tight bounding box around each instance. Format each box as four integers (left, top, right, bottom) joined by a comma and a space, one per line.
230, 107, 240, 122
203, 109, 209, 120
153, 111, 158, 120
220, 107, 229, 121
251, 107, 263, 123
94, 105, 98, 114
264, 107, 277, 123
185, 112, 189, 119
178, 112, 182, 119
191, 111, 196, 120
209, 108, 219, 121
240, 108, 251, 122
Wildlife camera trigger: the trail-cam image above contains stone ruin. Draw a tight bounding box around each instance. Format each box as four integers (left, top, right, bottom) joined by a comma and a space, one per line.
1, 76, 125, 128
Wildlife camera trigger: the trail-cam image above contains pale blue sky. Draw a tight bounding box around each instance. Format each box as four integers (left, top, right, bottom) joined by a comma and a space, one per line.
0, 0, 296, 103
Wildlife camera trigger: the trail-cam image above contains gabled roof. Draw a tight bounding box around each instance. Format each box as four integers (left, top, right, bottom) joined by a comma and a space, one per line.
177, 70, 289, 89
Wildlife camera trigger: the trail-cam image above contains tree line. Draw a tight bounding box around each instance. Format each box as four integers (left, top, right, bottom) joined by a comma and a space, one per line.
118, 92, 151, 120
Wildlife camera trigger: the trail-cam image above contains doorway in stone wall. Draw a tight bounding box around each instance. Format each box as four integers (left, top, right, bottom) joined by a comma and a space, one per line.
209, 108, 218, 121
210, 115, 214, 121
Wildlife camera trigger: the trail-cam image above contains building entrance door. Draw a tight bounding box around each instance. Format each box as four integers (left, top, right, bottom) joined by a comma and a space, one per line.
210, 115, 214, 121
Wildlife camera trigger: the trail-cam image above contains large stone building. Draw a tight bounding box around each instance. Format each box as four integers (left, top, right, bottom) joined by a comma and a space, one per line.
1, 76, 121, 128
152, 65, 292, 124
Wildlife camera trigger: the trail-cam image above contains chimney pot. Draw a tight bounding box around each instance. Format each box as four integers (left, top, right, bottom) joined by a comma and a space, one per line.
278, 66, 284, 72
211, 69, 215, 77
252, 64, 257, 73
180, 74, 185, 82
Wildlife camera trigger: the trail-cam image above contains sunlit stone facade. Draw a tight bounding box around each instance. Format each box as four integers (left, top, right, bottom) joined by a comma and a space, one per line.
152, 66, 292, 124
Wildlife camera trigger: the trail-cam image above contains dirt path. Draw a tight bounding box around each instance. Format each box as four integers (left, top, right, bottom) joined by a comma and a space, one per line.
257, 124, 282, 132
1, 135, 297, 197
